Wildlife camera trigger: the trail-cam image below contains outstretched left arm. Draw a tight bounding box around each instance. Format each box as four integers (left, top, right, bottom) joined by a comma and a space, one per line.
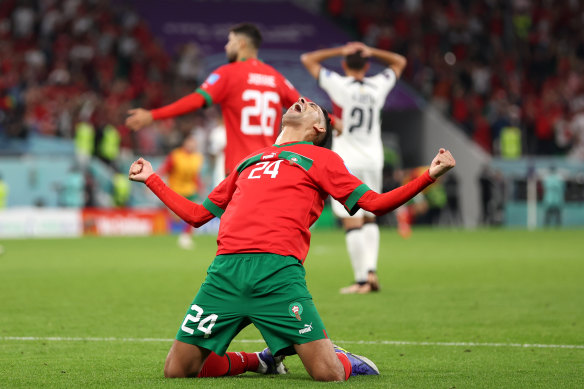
358, 171, 434, 216
358, 149, 455, 215
129, 158, 214, 227
146, 175, 214, 227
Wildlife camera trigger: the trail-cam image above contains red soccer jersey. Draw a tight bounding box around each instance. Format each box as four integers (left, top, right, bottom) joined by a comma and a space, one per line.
202, 142, 369, 263
196, 59, 300, 174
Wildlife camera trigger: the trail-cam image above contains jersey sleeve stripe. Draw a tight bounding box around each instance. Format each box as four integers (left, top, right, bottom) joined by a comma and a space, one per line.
203, 198, 224, 218
345, 184, 371, 215
236, 154, 263, 173
195, 88, 213, 107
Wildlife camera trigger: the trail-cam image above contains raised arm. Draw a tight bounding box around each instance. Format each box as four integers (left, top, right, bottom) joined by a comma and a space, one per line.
125, 92, 206, 131
358, 149, 455, 215
300, 46, 348, 79
128, 158, 214, 227
349, 41, 407, 78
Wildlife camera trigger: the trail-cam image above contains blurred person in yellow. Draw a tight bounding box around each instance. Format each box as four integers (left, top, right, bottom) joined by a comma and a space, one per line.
158, 134, 204, 249
0, 173, 8, 209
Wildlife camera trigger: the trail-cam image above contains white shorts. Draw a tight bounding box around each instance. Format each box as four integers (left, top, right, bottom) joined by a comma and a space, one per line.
332, 166, 382, 219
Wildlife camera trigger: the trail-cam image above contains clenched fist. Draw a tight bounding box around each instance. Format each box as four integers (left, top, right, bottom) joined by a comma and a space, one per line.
128, 157, 154, 183
428, 148, 456, 179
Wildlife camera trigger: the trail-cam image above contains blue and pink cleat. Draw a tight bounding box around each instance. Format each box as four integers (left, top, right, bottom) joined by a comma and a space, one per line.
256, 347, 288, 374
334, 344, 380, 376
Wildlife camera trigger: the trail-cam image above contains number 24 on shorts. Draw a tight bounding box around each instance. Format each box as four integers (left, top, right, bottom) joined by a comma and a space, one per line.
181, 304, 218, 338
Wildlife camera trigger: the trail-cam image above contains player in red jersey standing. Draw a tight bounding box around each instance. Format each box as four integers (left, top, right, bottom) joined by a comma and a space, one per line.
126, 23, 301, 175
128, 97, 455, 381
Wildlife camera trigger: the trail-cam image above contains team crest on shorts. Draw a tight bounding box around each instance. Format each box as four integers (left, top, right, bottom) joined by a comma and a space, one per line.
289, 302, 303, 321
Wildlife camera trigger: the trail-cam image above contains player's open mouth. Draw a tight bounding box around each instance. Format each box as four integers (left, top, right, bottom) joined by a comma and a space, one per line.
293, 103, 303, 113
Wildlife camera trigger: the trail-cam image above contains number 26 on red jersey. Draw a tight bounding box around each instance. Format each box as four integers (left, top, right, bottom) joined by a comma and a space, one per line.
241, 90, 280, 136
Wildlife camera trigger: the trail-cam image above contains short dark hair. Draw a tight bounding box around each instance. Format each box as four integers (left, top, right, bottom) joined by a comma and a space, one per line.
345, 50, 368, 70
230, 23, 262, 49
315, 106, 333, 148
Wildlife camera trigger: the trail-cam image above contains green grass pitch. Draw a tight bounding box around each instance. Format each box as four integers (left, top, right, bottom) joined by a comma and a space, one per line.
0, 229, 582, 388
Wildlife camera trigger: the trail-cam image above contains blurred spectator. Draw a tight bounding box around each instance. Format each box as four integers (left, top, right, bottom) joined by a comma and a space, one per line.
399, 167, 430, 227
567, 109, 584, 161
207, 113, 227, 187
0, 173, 8, 208
423, 181, 447, 225
442, 173, 463, 226
176, 43, 204, 83
3, 0, 583, 161
97, 123, 121, 166
326, 0, 584, 157
157, 133, 204, 249
61, 165, 85, 208
83, 169, 97, 208
74, 121, 94, 167
479, 165, 494, 225
0, 0, 199, 156
112, 171, 131, 207
542, 166, 565, 227
491, 169, 507, 225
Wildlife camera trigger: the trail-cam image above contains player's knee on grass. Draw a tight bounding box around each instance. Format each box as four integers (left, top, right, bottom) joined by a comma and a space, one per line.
295, 340, 347, 382
164, 341, 208, 378
305, 356, 346, 382
164, 359, 196, 378
308, 366, 346, 382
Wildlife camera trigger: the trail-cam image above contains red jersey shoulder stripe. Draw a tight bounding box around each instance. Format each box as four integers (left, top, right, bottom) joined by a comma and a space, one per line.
277, 150, 314, 171
236, 153, 263, 174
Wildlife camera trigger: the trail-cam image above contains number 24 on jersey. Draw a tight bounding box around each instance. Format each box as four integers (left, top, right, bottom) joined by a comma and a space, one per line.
248, 160, 283, 179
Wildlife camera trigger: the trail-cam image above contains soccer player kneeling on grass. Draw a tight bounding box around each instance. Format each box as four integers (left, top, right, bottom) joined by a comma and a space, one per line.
129, 97, 456, 381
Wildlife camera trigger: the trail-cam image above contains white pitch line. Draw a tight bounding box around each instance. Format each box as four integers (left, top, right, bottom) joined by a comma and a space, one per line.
1, 337, 583, 350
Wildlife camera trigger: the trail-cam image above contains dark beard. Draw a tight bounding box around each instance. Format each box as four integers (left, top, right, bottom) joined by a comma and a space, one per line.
227, 52, 237, 63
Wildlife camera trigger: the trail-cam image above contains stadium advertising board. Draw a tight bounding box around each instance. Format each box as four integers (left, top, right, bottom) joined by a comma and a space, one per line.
0, 208, 82, 238
81, 208, 168, 236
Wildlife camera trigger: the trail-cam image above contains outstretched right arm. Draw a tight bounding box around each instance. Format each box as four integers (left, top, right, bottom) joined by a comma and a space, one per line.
128, 158, 214, 227
125, 92, 206, 131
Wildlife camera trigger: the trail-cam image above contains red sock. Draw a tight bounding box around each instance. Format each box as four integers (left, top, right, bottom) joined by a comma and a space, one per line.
336, 352, 352, 381
198, 351, 260, 377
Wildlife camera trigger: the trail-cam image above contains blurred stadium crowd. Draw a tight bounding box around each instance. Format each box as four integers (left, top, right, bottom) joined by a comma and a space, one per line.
325, 0, 584, 159
0, 0, 217, 157
0, 0, 582, 229
1, 0, 583, 160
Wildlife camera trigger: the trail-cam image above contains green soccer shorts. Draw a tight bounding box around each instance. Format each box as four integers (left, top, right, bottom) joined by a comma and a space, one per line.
175, 253, 328, 356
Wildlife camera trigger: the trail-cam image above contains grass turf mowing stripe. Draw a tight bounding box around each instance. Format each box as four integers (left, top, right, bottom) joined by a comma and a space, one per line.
3, 336, 583, 349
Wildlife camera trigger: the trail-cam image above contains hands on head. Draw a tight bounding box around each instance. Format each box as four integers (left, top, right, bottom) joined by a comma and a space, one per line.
128, 157, 154, 183
428, 148, 456, 179
342, 42, 372, 57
